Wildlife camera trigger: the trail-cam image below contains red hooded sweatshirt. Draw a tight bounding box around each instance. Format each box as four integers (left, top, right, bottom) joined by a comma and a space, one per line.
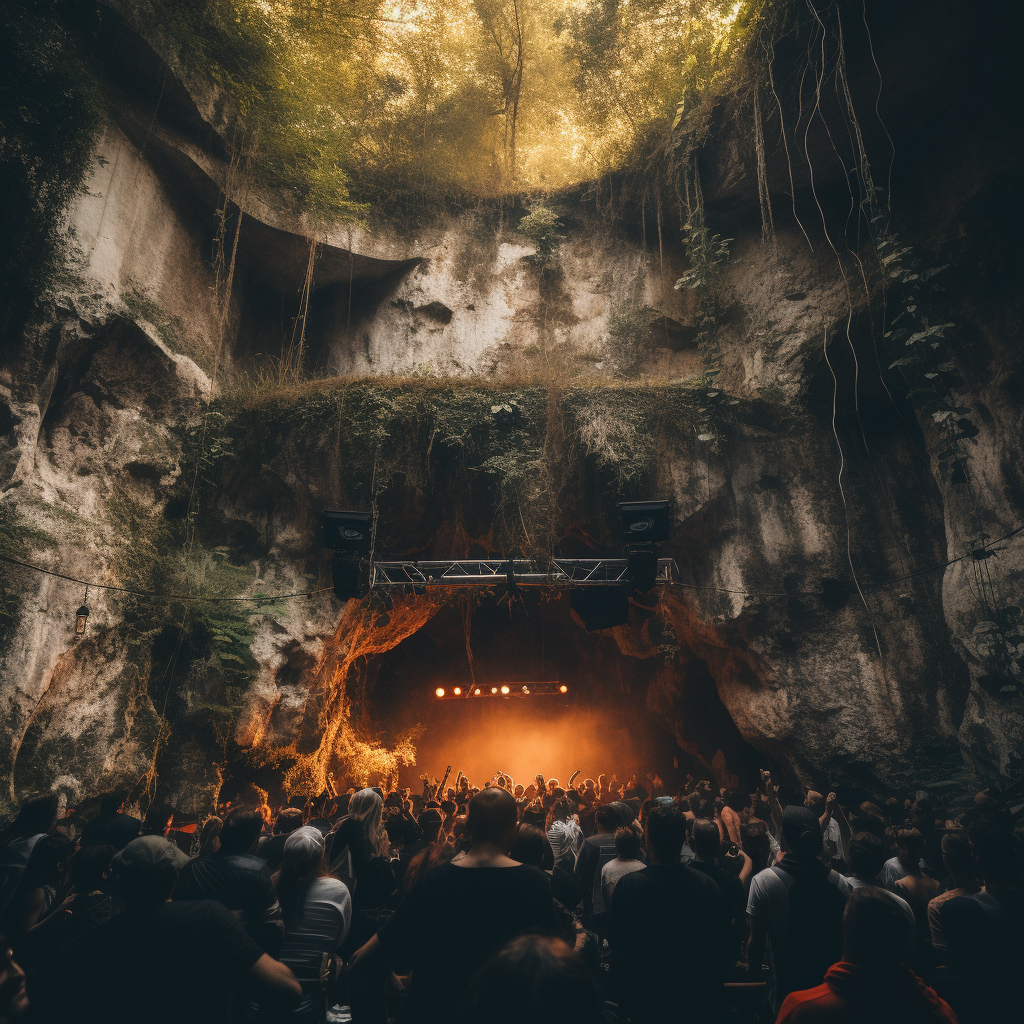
775, 961, 959, 1023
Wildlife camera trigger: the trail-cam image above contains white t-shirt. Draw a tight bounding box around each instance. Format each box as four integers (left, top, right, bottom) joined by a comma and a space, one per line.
822, 818, 847, 867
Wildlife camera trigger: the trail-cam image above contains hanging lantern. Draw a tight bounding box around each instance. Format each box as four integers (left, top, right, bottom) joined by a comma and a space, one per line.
75, 587, 90, 636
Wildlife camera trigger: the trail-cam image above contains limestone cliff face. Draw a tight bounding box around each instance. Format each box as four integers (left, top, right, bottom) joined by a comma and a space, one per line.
0, 1, 1020, 812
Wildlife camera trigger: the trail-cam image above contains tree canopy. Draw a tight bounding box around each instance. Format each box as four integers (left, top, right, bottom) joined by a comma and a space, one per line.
164, 0, 761, 221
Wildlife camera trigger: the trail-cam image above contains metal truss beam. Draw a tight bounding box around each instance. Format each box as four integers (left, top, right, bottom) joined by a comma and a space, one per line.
369, 558, 677, 588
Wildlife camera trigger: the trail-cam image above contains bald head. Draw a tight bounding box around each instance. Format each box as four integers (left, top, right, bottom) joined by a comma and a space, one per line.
467, 787, 519, 849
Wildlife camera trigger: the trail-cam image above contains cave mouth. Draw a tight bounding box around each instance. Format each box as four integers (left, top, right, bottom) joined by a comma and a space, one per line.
341, 588, 770, 794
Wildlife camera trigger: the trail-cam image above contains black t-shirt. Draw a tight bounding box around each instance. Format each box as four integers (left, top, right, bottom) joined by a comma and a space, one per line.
377, 862, 560, 1023
690, 858, 745, 917
609, 863, 730, 1022
52, 900, 264, 1024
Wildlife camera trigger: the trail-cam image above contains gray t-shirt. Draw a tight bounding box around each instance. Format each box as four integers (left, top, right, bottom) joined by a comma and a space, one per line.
601, 857, 645, 909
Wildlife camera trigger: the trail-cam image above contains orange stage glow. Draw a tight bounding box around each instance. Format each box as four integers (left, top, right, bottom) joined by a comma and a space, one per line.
406, 703, 653, 790
560, 685, 568, 693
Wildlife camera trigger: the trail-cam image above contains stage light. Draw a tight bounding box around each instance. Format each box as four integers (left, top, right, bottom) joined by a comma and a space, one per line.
522, 685, 529, 694
474, 688, 481, 695
500, 685, 510, 694
322, 510, 373, 553
617, 500, 670, 543
453, 687, 462, 696
436, 687, 445, 697
491, 687, 498, 694
560, 684, 568, 693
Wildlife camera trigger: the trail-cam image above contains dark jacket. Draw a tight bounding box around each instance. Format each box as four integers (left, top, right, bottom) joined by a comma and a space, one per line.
175, 851, 284, 955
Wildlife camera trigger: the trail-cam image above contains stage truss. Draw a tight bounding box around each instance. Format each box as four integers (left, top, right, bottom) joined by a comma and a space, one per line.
368, 557, 678, 589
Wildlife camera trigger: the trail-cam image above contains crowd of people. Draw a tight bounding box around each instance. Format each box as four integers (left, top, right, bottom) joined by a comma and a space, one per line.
0, 764, 1020, 1024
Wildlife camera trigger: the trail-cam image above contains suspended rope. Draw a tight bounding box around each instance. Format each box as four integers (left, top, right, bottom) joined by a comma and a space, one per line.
0, 552, 332, 605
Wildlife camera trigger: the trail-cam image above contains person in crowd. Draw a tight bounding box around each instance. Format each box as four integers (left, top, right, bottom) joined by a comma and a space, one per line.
175, 807, 285, 955
691, 817, 751, 962
927, 831, 979, 956
510, 824, 554, 872
599, 827, 644, 911
0, 796, 59, 911
19, 843, 116, 973
837, 832, 915, 927
775, 886, 957, 1022
720, 790, 746, 845
889, 827, 940, 971
747, 806, 847, 1014
0, 834, 71, 945
806, 791, 850, 871
0, 934, 29, 1022
49, 836, 300, 1023
461, 935, 606, 1024
935, 821, 1023, 1023
326, 789, 393, 904
545, 799, 583, 869
573, 804, 621, 924
347, 787, 560, 1024
741, 819, 774, 877
253, 826, 351, 1023
881, 826, 923, 890
79, 790, 141, 851
609, 802, 729, 1022
258, 807, 305, 872
197, 815, 223, 858
891, 829, 940, 908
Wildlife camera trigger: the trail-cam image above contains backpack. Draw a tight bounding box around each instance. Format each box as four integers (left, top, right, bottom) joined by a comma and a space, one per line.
771, 864, 845, 1000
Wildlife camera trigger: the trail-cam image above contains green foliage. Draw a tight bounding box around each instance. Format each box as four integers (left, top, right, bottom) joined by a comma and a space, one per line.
675, 219, 732, 292
148, 1, 765, 211
518, 207, 565, 268
673, 209, 732, 446
0, 0, 102, 337
607, 305, 658, 374
104, 483, 266, 742
158, 0, 365, 225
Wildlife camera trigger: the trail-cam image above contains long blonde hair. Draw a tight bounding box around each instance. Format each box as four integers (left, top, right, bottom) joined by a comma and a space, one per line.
348, 788, 386, 857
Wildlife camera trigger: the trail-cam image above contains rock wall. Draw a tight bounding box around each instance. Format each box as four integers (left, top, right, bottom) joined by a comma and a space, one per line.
0, 0, 1020, 812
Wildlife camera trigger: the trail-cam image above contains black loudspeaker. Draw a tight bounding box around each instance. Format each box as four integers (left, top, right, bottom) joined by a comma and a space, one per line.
569, 587, 630, 632
617, 500, 670, 543
627, 547, 659, 592
323, 510, 372, 553
331, 554, 368, 600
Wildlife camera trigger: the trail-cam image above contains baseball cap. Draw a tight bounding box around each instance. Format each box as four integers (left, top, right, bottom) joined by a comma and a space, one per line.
113, 835, 190, 874
283, 826, 325, 868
